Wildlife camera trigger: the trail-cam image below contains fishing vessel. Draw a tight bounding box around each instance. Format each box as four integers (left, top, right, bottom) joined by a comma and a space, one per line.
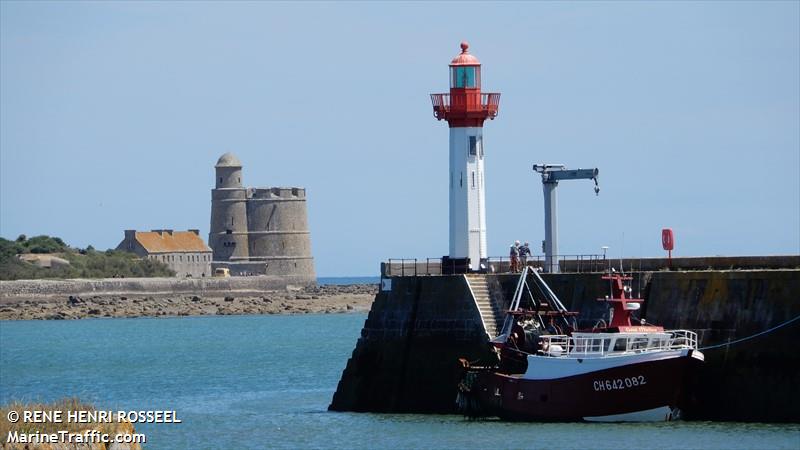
457, 267, 704, 422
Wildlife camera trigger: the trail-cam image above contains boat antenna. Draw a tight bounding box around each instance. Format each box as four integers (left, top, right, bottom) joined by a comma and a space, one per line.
637, 257, 643, 298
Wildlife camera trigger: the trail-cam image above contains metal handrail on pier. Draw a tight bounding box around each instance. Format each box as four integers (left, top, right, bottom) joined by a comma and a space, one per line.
384, 254, 606, 277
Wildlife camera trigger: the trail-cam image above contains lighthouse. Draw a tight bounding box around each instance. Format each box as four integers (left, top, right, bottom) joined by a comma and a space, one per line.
431, 42, 501, 270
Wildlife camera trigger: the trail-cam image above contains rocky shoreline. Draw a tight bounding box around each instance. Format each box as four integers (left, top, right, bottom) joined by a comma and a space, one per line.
0, 284, 377, 320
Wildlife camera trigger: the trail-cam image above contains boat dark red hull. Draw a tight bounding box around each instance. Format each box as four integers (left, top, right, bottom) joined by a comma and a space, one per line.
463, 350, 703, 421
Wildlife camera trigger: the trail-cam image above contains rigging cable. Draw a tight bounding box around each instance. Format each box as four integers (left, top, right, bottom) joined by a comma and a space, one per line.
699, 314, 800, 351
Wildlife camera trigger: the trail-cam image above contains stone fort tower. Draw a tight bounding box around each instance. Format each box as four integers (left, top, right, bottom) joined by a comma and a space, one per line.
209, 152, 315, 280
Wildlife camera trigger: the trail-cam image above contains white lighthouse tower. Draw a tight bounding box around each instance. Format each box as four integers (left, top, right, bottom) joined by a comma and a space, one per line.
431, 42, 501, 270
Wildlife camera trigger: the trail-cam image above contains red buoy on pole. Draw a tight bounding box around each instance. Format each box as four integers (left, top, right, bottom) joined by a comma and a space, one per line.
662, 228, 674, 268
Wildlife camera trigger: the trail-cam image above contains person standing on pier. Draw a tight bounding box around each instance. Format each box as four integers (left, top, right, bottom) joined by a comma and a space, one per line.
519, 241, 531, 269
510, 241, 520, 272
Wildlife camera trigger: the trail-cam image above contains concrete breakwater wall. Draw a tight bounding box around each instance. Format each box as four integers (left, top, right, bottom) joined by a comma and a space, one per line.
329, 269, 800, 422
642, 270, 799, 422
0, 275, 316, 300
329, 276, 496, 412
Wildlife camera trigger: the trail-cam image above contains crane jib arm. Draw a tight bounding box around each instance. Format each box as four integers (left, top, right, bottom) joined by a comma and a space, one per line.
547, 168, 599, 181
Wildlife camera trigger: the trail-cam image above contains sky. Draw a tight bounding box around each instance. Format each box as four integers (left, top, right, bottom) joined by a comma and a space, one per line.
1, 1, 798, 276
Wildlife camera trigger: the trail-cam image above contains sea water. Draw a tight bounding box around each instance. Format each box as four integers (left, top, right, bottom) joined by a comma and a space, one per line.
1, 314, 798, 449
316, 276, 380, 285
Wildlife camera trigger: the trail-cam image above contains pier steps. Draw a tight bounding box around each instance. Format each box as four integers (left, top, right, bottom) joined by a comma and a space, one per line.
465, 274, 505, 339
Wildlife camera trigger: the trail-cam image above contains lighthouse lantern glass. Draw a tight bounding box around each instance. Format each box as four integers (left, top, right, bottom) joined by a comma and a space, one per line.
451, 66, 479, 88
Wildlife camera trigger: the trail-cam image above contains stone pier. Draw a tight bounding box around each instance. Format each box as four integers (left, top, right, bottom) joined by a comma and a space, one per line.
330, 259, 800, 422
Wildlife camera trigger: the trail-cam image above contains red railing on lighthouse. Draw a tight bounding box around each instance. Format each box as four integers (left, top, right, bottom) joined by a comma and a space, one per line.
430, 92, 501, 121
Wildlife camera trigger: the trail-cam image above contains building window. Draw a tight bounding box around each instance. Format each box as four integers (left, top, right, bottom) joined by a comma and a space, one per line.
469, 136, 477, 156
472, 171, 475, 189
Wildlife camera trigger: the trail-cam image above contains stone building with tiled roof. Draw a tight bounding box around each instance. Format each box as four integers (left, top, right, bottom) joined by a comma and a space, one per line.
116, 229, 212, 278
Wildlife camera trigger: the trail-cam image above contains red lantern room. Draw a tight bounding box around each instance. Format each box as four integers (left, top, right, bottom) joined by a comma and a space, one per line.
431, 41, 501, 128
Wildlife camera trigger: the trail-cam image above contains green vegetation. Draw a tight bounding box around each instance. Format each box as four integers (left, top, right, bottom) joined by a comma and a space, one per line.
0, 234, 175, 280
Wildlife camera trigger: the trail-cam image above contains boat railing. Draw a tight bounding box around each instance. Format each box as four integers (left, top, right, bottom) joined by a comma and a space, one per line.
537, 330, 699, 358
668, 329, 698, 349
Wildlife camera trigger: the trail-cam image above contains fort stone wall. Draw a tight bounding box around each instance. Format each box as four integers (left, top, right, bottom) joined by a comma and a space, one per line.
208, 153, 315, 282
209, 188, 250, 261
